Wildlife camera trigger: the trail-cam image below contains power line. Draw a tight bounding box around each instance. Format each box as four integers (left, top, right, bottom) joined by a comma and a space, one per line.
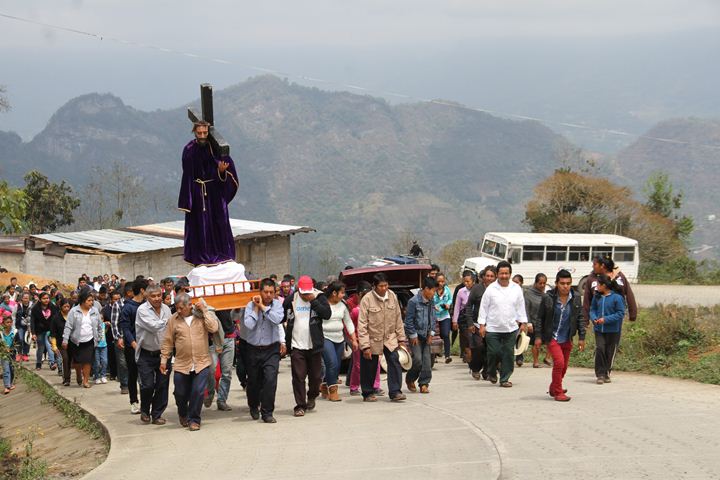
2, 11, 720, 151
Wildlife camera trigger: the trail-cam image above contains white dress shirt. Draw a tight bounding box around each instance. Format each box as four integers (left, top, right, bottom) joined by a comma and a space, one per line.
476, 281, 528, 332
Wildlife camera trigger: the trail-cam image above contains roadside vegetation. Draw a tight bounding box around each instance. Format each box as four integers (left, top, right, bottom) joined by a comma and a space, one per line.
569, 305, 720, 384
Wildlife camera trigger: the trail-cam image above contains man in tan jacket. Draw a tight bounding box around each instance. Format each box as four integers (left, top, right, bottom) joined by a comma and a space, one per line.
160, 294, 218, 431
358, 272, 407, 402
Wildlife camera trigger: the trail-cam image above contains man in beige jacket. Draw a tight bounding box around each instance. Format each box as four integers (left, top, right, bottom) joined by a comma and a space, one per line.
358, 272, 407, 402
160, 294, 218, 431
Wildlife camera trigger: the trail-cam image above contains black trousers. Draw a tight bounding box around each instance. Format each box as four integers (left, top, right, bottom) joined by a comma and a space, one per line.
290, 348, 322, 410
106, 329, 117, 378
235, 338, 248, 388
360, 347, 402, 399
123, 345, 139, 404
595, 331, 621, 378
136, 349, 170, 419
246, 343, 280, 418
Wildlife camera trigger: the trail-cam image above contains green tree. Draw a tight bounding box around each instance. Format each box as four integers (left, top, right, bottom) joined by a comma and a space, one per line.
0, 181, 27, 233
524, 170, 687, 267
643, 171, 694, 244
22, 170, 81, 234
437, 239, 477, 282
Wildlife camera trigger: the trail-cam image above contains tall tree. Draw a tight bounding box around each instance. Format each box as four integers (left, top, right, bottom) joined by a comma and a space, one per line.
22, 170, 81, 234
0, 181, 27, 234
643, 171, 694, 244
437, 239, 477, 281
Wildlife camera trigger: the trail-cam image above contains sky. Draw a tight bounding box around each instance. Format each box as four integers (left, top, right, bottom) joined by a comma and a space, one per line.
1, 0, 719, 146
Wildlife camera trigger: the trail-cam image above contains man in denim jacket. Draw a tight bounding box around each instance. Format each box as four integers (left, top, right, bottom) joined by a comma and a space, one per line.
404, 277, 438, 394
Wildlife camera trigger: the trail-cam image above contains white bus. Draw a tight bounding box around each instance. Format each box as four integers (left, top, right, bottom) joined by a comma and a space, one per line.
461, 232, 639, 288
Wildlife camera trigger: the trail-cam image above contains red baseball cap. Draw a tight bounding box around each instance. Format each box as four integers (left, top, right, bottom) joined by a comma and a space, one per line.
297, 275, 314, 294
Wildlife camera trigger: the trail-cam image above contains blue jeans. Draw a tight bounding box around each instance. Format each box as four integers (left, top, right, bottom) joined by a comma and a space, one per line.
35, 332, 55, 368
2, 358, 14, 388
114, 342, 128, 389
208, 337, 235, 404
93, 346, 108, 380
406, 340, 433, 386
16, 327, 30, 355
438, 318, 452, 357
322, 339, 345, 386
173, 367, 209, 425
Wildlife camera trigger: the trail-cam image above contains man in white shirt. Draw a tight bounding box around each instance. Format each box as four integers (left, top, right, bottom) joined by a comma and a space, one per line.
476, 261, 528, 387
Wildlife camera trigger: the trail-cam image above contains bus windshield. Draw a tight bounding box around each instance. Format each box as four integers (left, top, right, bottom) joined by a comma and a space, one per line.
482, 239, 507, 259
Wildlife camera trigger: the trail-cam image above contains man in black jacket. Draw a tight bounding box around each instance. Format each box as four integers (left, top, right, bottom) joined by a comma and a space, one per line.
462, 267, 496, 380
538, 269, 586, 402
283, 275, 331, 416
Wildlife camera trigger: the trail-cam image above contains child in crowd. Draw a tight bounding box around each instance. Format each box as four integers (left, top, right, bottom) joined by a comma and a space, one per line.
2, 310, 17, 394
93, 319, 109, 384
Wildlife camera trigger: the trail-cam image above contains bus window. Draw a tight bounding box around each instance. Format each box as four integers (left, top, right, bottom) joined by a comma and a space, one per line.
545, 246, 568, 261
509, 248, 521, 264
482, 239, 507, 259
614, 247, 635, 262
569, 247, 590, 261
522, 246, 544, 261
592, 247, 612, 259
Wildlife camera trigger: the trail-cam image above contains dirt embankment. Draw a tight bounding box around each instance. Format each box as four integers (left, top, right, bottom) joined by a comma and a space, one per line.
0, 271, 74, 292
0, 380, 107, 477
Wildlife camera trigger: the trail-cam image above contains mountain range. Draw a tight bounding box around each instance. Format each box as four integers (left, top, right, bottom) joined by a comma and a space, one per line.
1, 75, 718, 262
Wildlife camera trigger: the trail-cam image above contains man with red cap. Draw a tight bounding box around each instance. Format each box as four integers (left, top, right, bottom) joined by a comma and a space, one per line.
282, 276, 331, 417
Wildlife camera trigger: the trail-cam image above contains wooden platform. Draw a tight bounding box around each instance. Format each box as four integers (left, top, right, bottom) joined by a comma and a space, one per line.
189, 279, 260, 310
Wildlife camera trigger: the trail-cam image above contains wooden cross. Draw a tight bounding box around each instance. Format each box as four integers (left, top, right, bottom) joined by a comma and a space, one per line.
187, 83, 230, 156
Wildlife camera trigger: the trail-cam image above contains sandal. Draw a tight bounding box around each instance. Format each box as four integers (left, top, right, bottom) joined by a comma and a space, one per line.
83, 383, 91, 389
533, 363, 541, 368
293, 408, 305, 417
500, 381, 513, 388
543, 358, 552, 366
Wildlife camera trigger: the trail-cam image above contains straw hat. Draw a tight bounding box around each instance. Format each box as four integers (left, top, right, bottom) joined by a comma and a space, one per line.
514, 331, 531, 356
397, 345, 412, 371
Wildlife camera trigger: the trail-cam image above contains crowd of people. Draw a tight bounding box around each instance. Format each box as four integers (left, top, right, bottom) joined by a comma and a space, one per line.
0, 255, 636, 427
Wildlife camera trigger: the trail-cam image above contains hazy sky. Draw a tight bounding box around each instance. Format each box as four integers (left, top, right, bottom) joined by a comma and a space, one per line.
1, 0, 718, 143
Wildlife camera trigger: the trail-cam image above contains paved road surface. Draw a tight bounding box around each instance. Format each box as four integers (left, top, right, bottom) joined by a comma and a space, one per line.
632, 284, 720, 307
31, 356, 720, 480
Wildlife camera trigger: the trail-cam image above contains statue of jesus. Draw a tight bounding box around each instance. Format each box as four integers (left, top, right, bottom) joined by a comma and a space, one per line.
178, 120, 239, 267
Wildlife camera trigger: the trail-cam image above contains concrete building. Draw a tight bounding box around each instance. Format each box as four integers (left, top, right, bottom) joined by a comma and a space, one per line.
1, 219, 313, 284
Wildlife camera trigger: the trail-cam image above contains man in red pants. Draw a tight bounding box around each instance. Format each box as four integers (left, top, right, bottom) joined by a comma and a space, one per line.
538, 270, 585, 402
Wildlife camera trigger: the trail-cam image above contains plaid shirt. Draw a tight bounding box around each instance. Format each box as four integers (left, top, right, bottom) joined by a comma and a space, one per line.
110, 299, 124, 340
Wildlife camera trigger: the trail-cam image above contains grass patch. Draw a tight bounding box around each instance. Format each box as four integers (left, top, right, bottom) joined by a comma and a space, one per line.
568, 305, 720, 384
16, 367, 107, 442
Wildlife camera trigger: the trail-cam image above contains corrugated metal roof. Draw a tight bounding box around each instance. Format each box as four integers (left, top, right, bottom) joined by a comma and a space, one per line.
32, 229, 184, 254
30, 218, 314, 254
127, 218, 315, 240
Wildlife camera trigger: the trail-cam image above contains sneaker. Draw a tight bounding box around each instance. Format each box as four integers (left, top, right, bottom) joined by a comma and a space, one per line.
101, 377, 108, 384
604, 376, 612, 383
596, 377, 605, 385
130, 402, 141, 414
95, 379, 102, 385
445, 357, 452, 364
390, 393, 407, 402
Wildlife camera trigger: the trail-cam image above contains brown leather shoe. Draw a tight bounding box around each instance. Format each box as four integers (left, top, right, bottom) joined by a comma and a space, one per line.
419, 385, 429, 394
320, 383, 328, 399
406, 380, 417, 393
327, 385, 342, 402
152, 417, 167, 425
188, 422, 201, 431
140, 413, 151, 424
391, 393, 407, 402
179, 416, 189, 427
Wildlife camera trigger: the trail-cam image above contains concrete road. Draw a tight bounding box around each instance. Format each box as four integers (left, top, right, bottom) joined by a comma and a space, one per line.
31, 356, 720, 480
632, 284, 720, 307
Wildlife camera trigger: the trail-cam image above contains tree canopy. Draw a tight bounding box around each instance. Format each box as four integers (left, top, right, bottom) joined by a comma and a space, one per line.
22, 170, 80, 234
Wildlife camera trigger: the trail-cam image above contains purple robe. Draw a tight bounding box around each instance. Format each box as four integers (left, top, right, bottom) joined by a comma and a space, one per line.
178, 139, 239, 266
